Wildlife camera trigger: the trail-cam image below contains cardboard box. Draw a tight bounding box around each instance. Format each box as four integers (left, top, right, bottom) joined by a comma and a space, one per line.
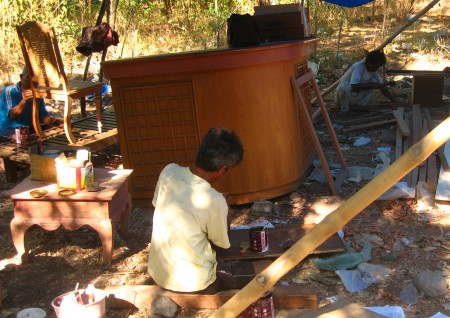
253, 5, 311, 43
56, 162, 94, 191
30, 145, 90, 182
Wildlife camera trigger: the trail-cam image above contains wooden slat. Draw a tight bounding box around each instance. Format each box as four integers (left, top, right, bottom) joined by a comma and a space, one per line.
392, 107, 410, 137
424, 109, 450, 172
404, 111, 413, 186
418, 118, 428, 182
435, 140, 450, 202
335, 115, 392, 126
105, 285, 318, 310
394, 108, 404, 161
409, 104, 422, 187
342, 119, 396, 133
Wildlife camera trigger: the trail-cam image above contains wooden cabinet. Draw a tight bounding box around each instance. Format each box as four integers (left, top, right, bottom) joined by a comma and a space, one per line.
103, 39, 318, 206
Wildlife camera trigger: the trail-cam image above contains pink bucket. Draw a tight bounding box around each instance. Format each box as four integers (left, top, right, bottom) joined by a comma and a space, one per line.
51, 288, 107, 318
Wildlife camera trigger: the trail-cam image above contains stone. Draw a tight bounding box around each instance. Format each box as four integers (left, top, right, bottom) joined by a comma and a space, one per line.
251, 200, 273, 216
149, 296, 178, 318
399, 282, 419, 304
413, 270, 448, 297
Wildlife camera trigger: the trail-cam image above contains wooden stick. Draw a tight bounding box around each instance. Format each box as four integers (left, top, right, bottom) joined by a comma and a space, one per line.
211, 116, 450, 318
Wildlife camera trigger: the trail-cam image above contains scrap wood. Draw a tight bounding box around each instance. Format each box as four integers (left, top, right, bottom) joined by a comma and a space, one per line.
424, 108, 450, 172
342, 119, 396, 133
394, 108, 404, 161
349, 102, 411, 111
335, 114, 392, 126
392, 107, 410, 137
105, 285, 317, 310
409, 105, 423, 187
435, 140, 450, 202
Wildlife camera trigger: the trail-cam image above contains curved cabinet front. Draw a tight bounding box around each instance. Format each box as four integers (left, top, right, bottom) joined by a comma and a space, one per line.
103, 39, 318, 206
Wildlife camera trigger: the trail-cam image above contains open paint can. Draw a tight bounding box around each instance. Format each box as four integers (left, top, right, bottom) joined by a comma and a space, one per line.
251, 291, 275, 318
15, 126, 29, 143
249, 226, 269, 252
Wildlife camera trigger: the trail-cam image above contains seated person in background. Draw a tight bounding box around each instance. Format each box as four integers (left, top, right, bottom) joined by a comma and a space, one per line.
148, 128, 271, 294
335, 50, 398, 113
0, 67, 61, 141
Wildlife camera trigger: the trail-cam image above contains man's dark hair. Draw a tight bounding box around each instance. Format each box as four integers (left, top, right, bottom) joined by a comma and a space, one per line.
195, 128, 244, 171
366, 50, 386, 66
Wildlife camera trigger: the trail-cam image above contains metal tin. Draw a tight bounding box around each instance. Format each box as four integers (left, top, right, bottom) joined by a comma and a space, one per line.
249, 226, 269, 252
15, 126, 29, 143
251, 292, 274, 318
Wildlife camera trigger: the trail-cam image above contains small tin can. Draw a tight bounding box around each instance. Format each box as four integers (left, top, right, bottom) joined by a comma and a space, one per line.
249, 226, 269, 252
251, 291, 275, 318
15, 126, 29, 143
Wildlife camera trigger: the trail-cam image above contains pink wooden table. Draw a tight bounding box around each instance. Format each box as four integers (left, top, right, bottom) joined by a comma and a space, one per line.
7, 168, 133, 267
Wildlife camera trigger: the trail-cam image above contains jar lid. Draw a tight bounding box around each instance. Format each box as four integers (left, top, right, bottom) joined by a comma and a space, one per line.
16, 307, 47, 318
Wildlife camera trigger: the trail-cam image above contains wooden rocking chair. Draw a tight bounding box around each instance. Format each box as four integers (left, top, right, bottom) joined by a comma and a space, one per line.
16, 21, 103, 144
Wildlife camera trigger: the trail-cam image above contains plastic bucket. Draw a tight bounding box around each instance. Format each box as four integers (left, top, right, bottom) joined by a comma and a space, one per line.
51, 289, 106, 318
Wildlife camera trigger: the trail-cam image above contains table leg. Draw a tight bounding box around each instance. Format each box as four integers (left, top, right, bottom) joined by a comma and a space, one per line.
91, 219, 113, 267
10, 217, 32, 263
120, 194, 132, 238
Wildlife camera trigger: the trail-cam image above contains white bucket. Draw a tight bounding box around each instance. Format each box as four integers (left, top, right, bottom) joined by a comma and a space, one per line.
51, 288, 106, 318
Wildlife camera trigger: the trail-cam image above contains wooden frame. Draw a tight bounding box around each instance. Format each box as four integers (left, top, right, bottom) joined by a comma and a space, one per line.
291, 70, 348, 194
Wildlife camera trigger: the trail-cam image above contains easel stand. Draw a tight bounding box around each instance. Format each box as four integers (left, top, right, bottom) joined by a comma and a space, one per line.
291, 70, 348, 194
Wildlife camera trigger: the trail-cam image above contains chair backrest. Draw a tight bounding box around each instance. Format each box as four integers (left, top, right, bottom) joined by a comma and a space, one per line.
16, 21, 68, 94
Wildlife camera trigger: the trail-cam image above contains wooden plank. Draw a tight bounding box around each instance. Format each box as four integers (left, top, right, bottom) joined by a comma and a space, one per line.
105, 285, 318, 310
423, 118, 438, 184
409, 104, 422, 187
435, 140, 450, 201
349, 102, 412, 110
392, 107, 410, 137
334, 115, 392, 126
424, 109, 450, 172
418, 118, 429, 182
404, 111, 413, 186
342, 119, 396, 133
394, 108, 404, 162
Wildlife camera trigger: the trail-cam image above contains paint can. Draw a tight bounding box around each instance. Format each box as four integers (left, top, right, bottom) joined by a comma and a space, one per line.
249, 226, 269, 252
251, 291, 275, 318
15, 126, 29, 143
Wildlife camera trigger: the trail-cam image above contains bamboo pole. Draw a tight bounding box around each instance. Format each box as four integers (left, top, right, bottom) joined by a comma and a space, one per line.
311, 0, 441, 106
211, 115, 450, 318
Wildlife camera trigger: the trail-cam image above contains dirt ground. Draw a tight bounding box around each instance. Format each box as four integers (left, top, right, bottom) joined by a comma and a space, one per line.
1, 12, 450, 318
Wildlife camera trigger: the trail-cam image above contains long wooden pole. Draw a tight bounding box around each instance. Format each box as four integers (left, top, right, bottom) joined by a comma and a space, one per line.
211, 115, 450, 318
311, 0, 441, 106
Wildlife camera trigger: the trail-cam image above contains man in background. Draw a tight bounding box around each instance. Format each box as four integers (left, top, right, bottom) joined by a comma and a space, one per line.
0, 67, 61, 141
335, 50, 399, 114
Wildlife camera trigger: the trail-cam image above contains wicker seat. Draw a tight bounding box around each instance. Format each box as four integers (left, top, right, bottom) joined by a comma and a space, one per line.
16, 21, 103, 144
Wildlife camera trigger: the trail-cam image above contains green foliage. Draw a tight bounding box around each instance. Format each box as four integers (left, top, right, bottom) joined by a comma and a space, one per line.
1, 0, 449, 86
